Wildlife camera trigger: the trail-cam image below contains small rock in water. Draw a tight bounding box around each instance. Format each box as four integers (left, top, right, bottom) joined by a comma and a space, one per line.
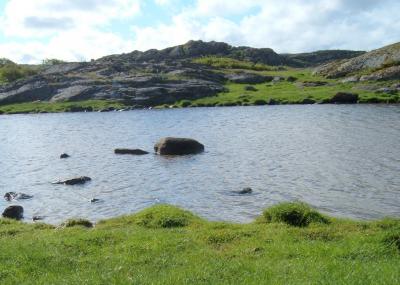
60, 153, 70, 159
4, 192, 33, 201
2, 205, 24, 220
238, 187, 253, 194
114, 148, 149, 155
32, 215, 45, 222
53, 176, 92, 185
90, 198, 101, 203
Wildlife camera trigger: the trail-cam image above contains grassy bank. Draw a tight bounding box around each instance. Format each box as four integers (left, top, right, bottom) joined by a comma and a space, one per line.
0, 66, 399, 114
173, 68, 398, 108
0, 100, 127, 115
0, 203, 399, 284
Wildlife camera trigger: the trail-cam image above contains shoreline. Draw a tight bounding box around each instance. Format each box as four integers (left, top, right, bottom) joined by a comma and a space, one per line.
0, 99, 399, 116
4, 202, 400, 227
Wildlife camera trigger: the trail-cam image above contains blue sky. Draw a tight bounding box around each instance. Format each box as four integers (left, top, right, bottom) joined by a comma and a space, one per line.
0, 0, 399, 63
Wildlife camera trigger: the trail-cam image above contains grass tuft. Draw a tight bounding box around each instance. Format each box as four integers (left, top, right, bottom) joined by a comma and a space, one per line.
132, 205, 201, 228
61, 218, 93, 228
261, 202, 330, 227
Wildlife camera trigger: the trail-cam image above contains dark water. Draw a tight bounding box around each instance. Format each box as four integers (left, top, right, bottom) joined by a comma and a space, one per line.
0, 105, 399, 224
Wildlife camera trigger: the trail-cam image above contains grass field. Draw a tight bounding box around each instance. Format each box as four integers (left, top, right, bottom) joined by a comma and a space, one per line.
0, 100, 127, 114
173, 68, 398, 108
0, 203, 399, 284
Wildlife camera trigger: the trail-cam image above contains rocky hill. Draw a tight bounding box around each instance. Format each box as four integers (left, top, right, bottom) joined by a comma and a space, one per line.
314, 42, 400, 81
0, 40, 365, 107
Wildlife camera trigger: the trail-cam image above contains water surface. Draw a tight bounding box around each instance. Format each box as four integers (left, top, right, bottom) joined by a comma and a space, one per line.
0, 105, 399, 224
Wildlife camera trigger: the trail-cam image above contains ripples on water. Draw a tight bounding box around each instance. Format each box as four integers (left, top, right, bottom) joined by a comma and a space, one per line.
0, 104, 399, 224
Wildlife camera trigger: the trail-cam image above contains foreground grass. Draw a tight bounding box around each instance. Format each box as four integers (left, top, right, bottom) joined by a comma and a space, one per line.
0, 203, 399, 284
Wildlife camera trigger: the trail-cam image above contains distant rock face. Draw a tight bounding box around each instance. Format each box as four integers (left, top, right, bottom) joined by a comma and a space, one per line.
0, 40, 370, 107
2, 205, 24, 220
314, 42, 400, 78
360, 66, 400, 81
283, 50, 365, 67
154, 137, 204, 155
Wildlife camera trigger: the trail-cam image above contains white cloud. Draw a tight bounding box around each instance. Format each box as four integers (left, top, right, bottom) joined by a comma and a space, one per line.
132, 0, 400, 53
0, 29, 134, 64
2, 0, 140, 38
0, 0, 399, 63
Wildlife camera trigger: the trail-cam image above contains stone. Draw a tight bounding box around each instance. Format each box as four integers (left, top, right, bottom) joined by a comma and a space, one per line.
301, 98, 316, 104
237, 187, 253, 194
114, 148, 149, 155
32, 215, 45, 222
244, 86, 258, 91
60, 153, 70, 159
226, 73, 273, 84
154, 137, 204, 155
298, 81, 328, 87
4, 192, 33, 201
330, 92, 359, 104
53, 176, 92, 185
2, 205, 24, 220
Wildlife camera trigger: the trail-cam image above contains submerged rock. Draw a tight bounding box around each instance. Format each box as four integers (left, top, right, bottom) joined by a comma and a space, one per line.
2, 205, 24, 220
114, 148, 149, 155
4, 192, 33, 201
53, 176, 92, 185
32, 215, 46, 222
237, 187, 253, 194
154, 137, 204, 155
60, 153, 70, 159
90, 198, 102, 203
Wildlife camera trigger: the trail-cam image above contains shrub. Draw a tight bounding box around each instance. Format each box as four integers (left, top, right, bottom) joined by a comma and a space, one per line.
261, 202, 330, 227
132, 205, 200, 228
0, 64, 37, 83
253, 99, 268, 105
180, 100, 191, 107
42, 58, 66, 65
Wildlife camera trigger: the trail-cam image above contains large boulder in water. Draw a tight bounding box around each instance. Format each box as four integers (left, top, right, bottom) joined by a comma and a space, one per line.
154, 137, 204, 155
2, 205, 24, 220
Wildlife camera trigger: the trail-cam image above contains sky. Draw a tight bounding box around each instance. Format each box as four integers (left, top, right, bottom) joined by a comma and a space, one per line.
0, 0, 399, 64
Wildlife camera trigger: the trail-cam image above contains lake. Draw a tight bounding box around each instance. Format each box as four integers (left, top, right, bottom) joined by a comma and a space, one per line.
0, 104, 399, 224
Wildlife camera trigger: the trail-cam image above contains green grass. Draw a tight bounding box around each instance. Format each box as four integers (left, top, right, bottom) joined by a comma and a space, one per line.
172, 69, 399, 107
193, 56, 281, 71
0, 202, 399, 284
0, 100, 127, 114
